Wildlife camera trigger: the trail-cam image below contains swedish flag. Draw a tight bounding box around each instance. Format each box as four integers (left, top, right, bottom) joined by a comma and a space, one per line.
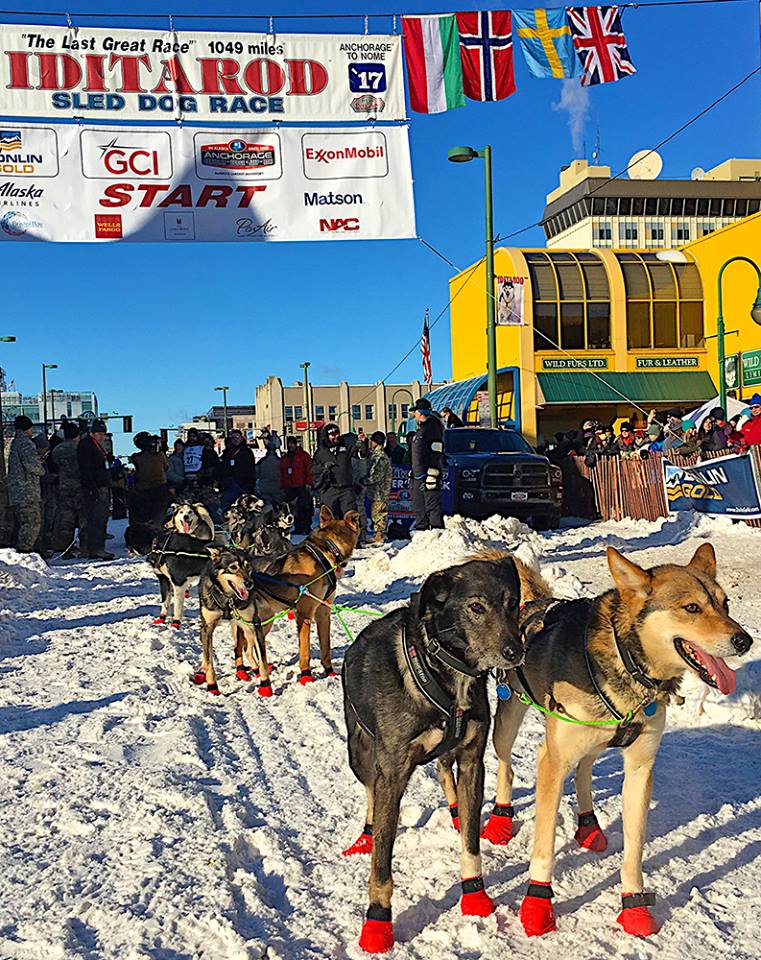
514, 9, 582, 79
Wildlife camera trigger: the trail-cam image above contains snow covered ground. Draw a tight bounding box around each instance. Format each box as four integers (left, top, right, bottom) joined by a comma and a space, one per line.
1, 513, 760, 960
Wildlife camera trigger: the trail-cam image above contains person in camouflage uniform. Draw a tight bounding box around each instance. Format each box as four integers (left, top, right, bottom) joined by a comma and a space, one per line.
366, 431, 393, 545
51, 421, 88, 557
7, 415, 44, 553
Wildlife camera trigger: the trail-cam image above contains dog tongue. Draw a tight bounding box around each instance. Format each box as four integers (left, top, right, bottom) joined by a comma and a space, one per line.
692, 646, 736, 695
183, 520, 191, 534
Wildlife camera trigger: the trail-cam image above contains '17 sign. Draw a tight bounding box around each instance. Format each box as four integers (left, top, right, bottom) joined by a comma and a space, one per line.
348, 63, 387, 92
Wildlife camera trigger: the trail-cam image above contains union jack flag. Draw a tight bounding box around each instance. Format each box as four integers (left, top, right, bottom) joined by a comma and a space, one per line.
421, 310, 432, 386
456, 11, 516, 102
566, 6, 636, 87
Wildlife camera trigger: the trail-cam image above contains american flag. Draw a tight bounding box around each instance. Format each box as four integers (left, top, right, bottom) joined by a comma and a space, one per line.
421, 310, 432, 386
566, 6, 636, 87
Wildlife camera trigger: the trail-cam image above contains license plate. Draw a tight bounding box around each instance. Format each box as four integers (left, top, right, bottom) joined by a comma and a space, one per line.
511, 491, 529, 502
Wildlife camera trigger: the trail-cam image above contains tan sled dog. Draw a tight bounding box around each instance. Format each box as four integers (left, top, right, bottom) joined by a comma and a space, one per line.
483, 544, 752, 939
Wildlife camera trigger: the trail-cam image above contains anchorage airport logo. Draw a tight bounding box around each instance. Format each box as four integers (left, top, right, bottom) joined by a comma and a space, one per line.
201, 140, 276, 171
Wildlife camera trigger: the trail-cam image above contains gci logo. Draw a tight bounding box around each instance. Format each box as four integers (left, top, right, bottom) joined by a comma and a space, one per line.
99, 137, 159, 177
81, 130, 172, 181
319, 218, 360, 232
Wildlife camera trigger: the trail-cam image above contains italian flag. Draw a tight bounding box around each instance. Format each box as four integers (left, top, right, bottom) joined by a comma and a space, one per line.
402, 15, 465, 114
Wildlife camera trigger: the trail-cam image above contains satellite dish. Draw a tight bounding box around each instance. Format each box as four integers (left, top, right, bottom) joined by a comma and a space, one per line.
691, 166, 706, 181
627, 149, 663, 180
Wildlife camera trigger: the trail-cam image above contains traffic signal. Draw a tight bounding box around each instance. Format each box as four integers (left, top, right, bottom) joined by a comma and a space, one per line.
122, 416, 133, 433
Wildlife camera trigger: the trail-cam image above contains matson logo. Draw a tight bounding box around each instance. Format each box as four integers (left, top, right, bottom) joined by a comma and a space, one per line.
302, 132, 388, 181
319, 218, 359, 233
305, 192, 362, 207
81, 129, 172, 180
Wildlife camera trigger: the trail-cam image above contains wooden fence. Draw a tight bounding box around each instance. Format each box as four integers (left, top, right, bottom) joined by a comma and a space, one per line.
569, 447, 761, 526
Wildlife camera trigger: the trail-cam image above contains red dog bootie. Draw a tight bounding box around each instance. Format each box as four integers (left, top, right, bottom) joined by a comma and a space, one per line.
575, 810, 608, 852
617, 892, 660, 937
170, 620, 181, 630
190, 671, 206, 686
236, 667, 253, 682
449, 803, 460, 832
206, 682, 221, 696
257, 680, 273, 698
481, 804, 514, 845
151, 615, 166, 626
298, 670, 315, 686
359, 905, 394, 954
519, 881, 556, 937
460, 876, 494, 916
342, 824, 373, 856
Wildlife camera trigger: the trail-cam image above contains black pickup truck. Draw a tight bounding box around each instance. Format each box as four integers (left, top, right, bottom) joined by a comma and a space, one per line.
440, 427, 563, 530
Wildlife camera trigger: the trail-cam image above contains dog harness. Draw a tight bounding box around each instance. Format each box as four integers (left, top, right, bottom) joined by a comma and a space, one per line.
345, 600, 484, 765
148, 533, 212, 564
513, 598, 663, 749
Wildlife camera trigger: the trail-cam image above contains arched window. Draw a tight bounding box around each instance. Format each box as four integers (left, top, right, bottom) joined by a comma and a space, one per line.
526, 251, 611, 352
616, 252, 704, 349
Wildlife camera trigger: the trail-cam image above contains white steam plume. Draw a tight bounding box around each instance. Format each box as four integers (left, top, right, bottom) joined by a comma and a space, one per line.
552, 80, 590, 154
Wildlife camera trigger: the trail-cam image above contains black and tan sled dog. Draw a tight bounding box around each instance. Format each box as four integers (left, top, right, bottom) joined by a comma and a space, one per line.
194, 505, 360, 697
341, 553, 525, 954
482, 543, 752, 940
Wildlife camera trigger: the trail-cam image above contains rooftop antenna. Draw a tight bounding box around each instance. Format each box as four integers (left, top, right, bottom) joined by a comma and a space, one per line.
592, 128, 601, 164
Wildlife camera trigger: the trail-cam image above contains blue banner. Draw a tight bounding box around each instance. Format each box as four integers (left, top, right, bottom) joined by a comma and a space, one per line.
664, 453, 761, 519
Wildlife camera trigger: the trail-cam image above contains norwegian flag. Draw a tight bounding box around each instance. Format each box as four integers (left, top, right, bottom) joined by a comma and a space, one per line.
566, 6, 636, 87
456, 11, 516, 102
421, 310, 432, 386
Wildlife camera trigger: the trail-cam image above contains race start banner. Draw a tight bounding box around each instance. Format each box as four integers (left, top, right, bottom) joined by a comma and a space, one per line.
664, 453, 761, 520
0, 24, 404, 122
0, 123, 416, 243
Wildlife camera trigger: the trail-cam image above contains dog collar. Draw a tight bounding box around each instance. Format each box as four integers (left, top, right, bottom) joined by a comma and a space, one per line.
423, 622, 482, 678
612, 627, 660, 691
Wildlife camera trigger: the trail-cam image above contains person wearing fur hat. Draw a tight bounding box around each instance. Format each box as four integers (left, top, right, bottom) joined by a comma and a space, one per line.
7, 415, 45, 553
366, 431, 392, 545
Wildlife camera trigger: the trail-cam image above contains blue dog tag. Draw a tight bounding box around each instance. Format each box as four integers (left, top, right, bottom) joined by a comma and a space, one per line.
643, 702, 657, 717
496, 683, 512, 702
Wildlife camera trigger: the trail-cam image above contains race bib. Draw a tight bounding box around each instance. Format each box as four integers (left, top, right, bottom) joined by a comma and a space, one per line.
184, 445, 203, 474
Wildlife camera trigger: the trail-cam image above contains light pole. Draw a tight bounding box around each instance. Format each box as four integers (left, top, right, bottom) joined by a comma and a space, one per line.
299, 361, 313, 454
50, 389, 64, 429
214, 385, 229, 438
448, 144, 497, 427
716, 257, 761, 410
390, 387, 415, 434
41, 362, 58, 435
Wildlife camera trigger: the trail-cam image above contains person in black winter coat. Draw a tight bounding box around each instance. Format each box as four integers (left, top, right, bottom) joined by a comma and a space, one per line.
312, 422, 358, 518
410, 398, 445, 530
77, 419, 114, 560
220, 429, 257, 512
440, 406, 464, 429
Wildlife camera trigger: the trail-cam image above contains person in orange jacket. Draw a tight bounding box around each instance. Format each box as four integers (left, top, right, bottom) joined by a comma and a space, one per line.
280, 435, 314, 534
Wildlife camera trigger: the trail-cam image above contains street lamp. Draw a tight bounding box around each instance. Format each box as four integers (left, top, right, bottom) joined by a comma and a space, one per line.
41, 362, 58, 435
390, 387, 415, 434
214, 385, 229, 438
716, 256, 761, 410
50, 389, 64, 428
299, 361, 313, 454
448, 144, 497, 427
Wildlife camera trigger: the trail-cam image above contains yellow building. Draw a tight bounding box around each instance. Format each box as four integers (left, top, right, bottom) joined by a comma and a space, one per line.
448, 211, 761, 445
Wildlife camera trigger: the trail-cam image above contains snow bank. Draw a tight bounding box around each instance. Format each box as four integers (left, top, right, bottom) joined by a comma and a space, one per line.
0, 547, 49, 590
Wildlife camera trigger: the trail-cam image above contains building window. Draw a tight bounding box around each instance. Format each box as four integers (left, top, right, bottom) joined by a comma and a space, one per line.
616, 252, 704, 349
294, 405, 303, 419
351, 404, 361, 421
622, 222, 638, 242
315, 404, 325, 419
526, 251, 611, 352
698, 223, 715, 238
646, 223, 664, 242
401, 403, 410, 420
364, 404, 374, 421
284, 405, 293, 421
388, 403, 397, 420
594, 222, 612, 243
673, 223, 690, 243
328, 405, 337, 420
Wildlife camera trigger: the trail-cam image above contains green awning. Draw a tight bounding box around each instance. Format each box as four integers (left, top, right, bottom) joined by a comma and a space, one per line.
537, 371, 717, 405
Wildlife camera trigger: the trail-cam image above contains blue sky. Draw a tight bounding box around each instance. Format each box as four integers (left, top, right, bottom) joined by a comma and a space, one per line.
1, 0, 759, 450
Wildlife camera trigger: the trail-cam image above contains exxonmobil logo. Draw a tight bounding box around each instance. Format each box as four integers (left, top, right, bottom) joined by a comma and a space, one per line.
303, 132, 388, 181
319, 217, 359, 233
